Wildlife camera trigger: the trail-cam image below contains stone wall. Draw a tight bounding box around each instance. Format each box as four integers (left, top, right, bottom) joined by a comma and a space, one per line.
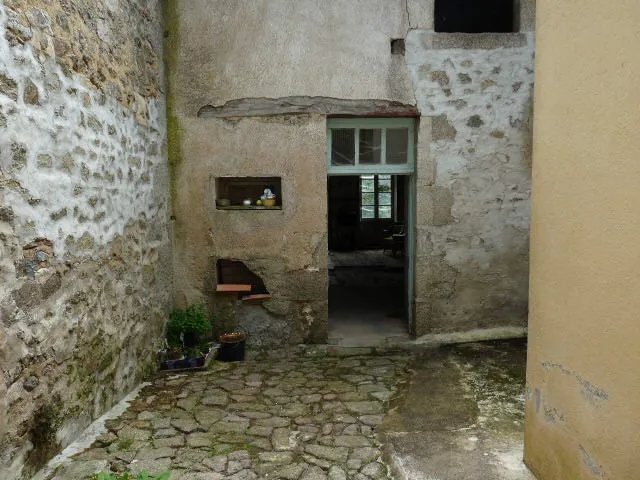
407, 32, 534, 335
0, 1, 171, 478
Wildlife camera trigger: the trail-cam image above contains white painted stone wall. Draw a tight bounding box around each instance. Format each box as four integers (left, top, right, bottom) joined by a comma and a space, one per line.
0, 10, 165, 255
0, 1, 171, 478
407, 31, 535, 334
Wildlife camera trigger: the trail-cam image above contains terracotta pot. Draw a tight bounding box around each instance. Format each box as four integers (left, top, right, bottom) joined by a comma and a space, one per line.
219, 332, 246, 343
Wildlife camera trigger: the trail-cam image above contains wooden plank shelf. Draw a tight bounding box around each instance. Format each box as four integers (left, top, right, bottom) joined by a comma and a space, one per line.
241, 294, 272, 304
216, 206, 282, 211
216, 284, 252, 293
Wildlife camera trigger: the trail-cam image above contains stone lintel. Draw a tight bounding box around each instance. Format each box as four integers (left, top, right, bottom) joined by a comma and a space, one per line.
424, 32, 528, 50
197, 96, 419, 119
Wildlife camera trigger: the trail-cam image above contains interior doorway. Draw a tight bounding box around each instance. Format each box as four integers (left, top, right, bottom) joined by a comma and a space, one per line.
327, 174, 412, 346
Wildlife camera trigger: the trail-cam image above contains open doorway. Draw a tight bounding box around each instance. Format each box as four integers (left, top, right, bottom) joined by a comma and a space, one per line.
328, 174, 412, 346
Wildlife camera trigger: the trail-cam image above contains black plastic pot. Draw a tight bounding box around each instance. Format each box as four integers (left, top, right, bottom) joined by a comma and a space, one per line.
218, 333, 246, 362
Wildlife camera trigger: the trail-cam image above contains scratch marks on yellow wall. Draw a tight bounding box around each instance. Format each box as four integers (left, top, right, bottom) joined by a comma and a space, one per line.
579, 444, 608, 479
541, 362, 609, 406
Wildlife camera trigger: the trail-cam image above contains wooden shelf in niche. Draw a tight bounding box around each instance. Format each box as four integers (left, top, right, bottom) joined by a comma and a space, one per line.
217, 205, 282, 211
216, 176, 282, 210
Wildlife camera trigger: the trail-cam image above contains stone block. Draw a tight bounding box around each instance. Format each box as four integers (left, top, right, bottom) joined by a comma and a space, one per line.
0, 206, 15, 223
431, 114, 457, 141
430, 70, 450, 87
414, 256, 458, 300
466, 115, 485, 128
417, 185, 454, 226
12, 281, 41, 310
39, 272, 62, 300
23, 78, 39, 105
0, 72, 18, 101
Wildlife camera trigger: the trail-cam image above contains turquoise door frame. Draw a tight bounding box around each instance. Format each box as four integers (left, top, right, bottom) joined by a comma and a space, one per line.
326, 118, 416, 333
405, 174, 415, 333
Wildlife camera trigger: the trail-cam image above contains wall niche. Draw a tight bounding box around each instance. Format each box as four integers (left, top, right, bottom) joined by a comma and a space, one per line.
216, 177, 282, 210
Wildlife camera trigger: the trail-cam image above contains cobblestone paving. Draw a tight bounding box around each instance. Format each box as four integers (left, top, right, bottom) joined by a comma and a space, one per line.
48, 351, 412, 480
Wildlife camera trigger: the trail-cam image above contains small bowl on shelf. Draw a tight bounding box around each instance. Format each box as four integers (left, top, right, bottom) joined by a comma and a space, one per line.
263, 198, 276, 207
217, 198, 230, 207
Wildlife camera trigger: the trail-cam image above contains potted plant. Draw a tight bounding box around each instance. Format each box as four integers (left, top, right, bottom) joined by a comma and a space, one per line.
218, 332, 247, 362
162, 304, 215, 370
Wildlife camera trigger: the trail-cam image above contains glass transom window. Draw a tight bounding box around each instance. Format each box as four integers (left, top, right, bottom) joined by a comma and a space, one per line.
327, 118, 415, 175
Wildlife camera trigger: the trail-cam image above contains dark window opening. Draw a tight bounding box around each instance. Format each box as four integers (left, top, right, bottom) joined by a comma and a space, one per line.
216, 259, 269, 298
390, 38, 405, 55
434, 0, 516, 33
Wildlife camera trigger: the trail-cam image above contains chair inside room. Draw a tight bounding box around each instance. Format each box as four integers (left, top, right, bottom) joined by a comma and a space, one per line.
382, 223, 405, 256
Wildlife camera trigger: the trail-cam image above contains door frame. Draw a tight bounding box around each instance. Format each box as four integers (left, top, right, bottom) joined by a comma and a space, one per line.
326, 117, 416, 333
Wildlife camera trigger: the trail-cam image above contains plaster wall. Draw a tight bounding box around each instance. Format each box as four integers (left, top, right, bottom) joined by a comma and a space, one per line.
169, 0, 535, 342
175, 115, 329, 345
524, 1, 640, 479
0, 1, 171, 478
171, 0, 417, 116
168, 0, 421, 346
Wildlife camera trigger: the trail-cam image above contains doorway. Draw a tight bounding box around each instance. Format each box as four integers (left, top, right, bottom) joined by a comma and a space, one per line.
327, 174, 412, 346
326, 117, 416, 346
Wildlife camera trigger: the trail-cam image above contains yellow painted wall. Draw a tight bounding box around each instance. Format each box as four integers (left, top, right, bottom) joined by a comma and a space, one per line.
525, 1, 640, 478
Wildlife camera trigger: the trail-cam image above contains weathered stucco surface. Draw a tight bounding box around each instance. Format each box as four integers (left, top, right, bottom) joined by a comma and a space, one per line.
172, 0, 416, 115
170, 0, 535, 342
0, 1, 171, 478
174, 115, 329, 345
407, 32, 535, 335
525, 1, 640, 479
168, 0, 421, 346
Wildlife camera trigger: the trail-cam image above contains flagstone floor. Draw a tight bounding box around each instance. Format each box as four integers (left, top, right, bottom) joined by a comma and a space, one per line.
45, 351, 413, 480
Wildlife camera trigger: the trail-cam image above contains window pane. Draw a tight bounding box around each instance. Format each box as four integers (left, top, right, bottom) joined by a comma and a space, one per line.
378, 192, 391, 205
361, 192, 375, 205
331, 129, 355, 165
378, 205, 392, 218
359, 129, 382, 164
361, 206, 375, 219
378, 176, 391, 192
386, 128, 408, 164
360, 176, 374, 193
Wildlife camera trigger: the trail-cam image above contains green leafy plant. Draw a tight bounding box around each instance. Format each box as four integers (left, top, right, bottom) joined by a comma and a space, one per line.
116, 437, 134, 451
91, 472, 170, 480
166, 303, 213, 349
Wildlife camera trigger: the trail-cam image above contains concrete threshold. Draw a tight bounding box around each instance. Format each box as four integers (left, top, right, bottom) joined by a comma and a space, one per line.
323, 326, 527, 352
414, 326, 528, 347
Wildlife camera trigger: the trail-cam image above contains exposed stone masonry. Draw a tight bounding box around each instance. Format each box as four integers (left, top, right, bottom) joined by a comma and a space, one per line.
0, 1, 170, 478
2, 0, 163, 121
